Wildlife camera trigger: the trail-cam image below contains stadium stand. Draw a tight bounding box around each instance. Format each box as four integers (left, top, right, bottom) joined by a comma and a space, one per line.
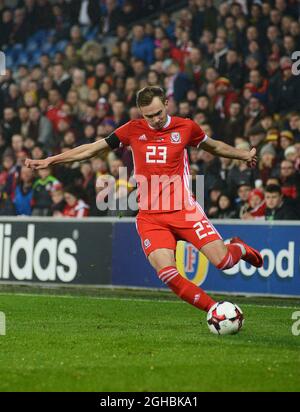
0, 0, 299, 219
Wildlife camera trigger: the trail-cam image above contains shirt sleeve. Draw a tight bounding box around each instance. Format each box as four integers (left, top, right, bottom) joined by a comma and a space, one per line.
114, 121, 132, 147
187, 120, 207, 148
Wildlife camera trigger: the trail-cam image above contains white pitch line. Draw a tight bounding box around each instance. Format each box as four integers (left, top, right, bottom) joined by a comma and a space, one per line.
0, 292, 299, 310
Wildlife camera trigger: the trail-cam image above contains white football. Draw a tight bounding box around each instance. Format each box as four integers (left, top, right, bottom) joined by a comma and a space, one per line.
207, 301, 244, 335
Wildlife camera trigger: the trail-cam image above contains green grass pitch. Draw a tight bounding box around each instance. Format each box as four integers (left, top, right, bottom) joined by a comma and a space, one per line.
0, 286, 299, 392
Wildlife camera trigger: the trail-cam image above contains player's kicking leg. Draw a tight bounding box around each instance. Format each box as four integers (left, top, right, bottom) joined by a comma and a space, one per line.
229, 237, 263, 267
148, 248, 216, 312
136, 210, 263, 314
168, 206, 263, 304
147, 235, 263, 313
136, 213, 217, 312
200, 238, 263, 271
175, 205, 263, 271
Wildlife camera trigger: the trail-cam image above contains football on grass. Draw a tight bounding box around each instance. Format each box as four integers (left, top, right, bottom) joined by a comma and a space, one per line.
207, 301, 244, 335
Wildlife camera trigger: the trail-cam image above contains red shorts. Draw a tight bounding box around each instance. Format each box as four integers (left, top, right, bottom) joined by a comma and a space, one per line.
136, 204, 222, 256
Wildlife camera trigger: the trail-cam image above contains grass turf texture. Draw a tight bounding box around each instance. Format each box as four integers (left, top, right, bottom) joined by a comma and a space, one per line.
0, 286, 299, 392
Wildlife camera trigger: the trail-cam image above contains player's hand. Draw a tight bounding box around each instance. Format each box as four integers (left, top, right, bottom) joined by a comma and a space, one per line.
25, 158, 51, 170
245, 148, 257, 168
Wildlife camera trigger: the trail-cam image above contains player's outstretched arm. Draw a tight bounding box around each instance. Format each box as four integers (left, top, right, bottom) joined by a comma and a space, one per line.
25, 139, 110, 170
200, 137, 257, 168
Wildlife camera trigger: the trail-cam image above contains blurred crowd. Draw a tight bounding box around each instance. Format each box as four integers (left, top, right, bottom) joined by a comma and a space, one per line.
0, 0, 300, 220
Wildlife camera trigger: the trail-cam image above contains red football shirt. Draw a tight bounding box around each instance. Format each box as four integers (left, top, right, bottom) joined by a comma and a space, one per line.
114, 116, 207, 213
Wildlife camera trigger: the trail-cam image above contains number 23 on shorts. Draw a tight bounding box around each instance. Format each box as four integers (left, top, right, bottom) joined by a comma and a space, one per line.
193, 220, 216, 240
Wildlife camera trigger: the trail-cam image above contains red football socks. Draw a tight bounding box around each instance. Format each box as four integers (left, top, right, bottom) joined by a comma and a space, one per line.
158, 266, 216, 312
157, 244, 245, 311
217, 244, 243, 270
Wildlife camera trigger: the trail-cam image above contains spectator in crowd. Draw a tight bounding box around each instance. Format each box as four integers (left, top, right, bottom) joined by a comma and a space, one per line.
258, 143, 277, 185
28, 106, 54, 150
265, 184, 299, 220
269, 59, 300, 115
206, 180, 224, 218
279, 130, 295, 158
124, 77, 138, 108
235, 180, 252, 218
69, 25, 84, 51
184, 47, 207, 88
213, 77, 238, 119
62, 186, 89, 217
247, 124, 266, 153
1, 107, 20, 147
71, 68, 89, 102
248, 69, 269, 105
284, 145, 297, 163
215, 193, 238, 219
18, 106, 30, 138
46, 89, 65, 133
224, 49, 244, 90
218, 156, 234, 186
212, 37, 228, 75
51, 185, 66, 217
279, 159, 300, 204
131, 24, 155, 65
0, 152, 19, 199
71, 0, 102, 28
244, 97, 266, 136
52, 63, 72, 99
241, 188, 266, 220
13, 166, 34, 216
79, 160, 95, 200
103, 0, 124, 33
195, 94, 221, 132
287, 112, 300, 142
32, 166, 61, 216
165, 61, 191, 104
0, 8, 13, 47
11, 134, 24, 158
0, 190, 15, 216
5, 83, 22, 111
223, 102, 244, 145
227, 142, 258, 195
11, 7, 29, 45
35, 0, 55, 30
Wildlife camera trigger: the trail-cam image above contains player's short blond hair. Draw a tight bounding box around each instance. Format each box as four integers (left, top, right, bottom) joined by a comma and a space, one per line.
136, 86, 167, 108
